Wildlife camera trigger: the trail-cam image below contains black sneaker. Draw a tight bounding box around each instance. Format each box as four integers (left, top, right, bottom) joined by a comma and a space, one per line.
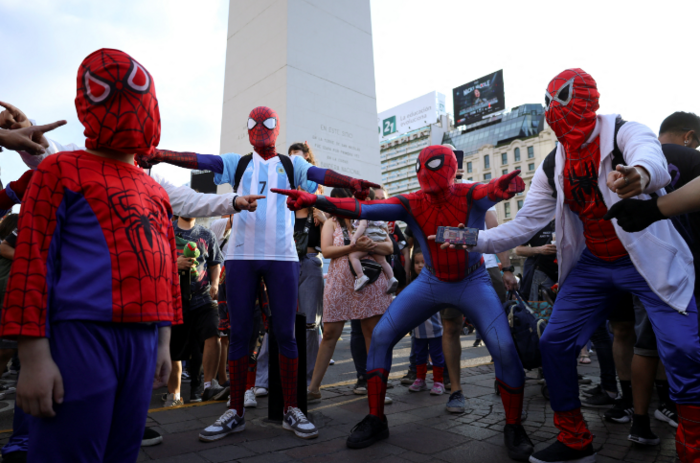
628, 414, 660, 446
400, 370, 416, 385
473, 339, 482, 347
353, 379, 368, 395
1, 451, 27, 463
503, 424, 534, 461
579, 384, 601, 398
202, 379, 230, 402
346, 414, 389, 449
141, 427, 163, 447
654, 403, 679, 428
604, 398, 634, 423
529, 440, 596, 463
581, 390, 617, 409
577, 374, 592, 385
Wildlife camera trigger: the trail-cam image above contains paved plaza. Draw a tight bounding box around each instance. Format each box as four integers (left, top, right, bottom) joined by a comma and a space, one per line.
0, 330, 680, 463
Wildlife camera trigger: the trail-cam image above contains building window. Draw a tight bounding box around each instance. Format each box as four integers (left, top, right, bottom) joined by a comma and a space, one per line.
501, 153, 507, 165
504, 202, 511, 218
517, 199, 523, 210
484, 155, 490, 169
484, 173, 492, 181
467, 177, 473, 181
467, 161, 472, 173
528, 163, 535, 171
502, 169, 508, 175
515, 166, 521, 172
514, 147, 521, 162
527, 146, 534, 158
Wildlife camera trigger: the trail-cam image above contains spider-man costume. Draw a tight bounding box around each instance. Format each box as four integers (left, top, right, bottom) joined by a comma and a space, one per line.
474, 69, 700, 463
273, 146, 535, 459
0, 49, 181, 463
142, 106, 377, 441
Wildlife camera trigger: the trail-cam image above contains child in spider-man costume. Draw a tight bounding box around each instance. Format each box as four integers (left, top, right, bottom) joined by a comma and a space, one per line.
0, 48, 182, 463
137, 105, 379, 442
467, 69, 700, 463
272, 146, 535, 461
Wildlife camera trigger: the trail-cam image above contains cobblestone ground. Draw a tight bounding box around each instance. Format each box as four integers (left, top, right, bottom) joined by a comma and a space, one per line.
129, 358, 678, 463
0, 350, 679, 462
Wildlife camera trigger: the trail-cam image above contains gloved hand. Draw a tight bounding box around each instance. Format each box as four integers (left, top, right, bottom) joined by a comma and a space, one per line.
349, 178, 381, 201
270, 189, 318, 211
603, 196, 666, 233
488, 170, 525, 201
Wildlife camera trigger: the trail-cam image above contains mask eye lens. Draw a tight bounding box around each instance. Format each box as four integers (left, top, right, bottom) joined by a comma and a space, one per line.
415, 161, 421, 172
427, 158, 442, 169
557, 84, 570, 104
262, 117, 277, 129
247, 118, 257, 130
544, 94, 551, 109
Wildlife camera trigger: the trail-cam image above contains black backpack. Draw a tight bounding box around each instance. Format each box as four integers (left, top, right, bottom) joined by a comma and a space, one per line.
542, 117, 627, 198
233, 153, 296, 192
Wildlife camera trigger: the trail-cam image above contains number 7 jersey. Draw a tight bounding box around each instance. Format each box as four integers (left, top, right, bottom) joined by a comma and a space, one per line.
214, 152, 318, 261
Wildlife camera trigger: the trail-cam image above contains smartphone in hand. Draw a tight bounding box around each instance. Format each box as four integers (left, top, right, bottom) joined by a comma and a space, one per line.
435, 226, 479, 246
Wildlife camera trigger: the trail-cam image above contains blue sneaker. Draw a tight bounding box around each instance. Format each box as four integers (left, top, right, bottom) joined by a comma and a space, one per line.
199, 409, 245, 442
446, 390, 466, 413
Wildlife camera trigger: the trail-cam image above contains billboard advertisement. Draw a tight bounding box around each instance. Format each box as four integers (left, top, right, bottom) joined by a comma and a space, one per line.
453, 70, 505, 126
378, 91, 446, 141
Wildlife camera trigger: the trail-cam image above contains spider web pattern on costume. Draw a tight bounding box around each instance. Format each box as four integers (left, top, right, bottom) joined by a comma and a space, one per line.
562, 137, 627, 261
0, 151, 181, 338
416, 146, 457, 196
545, 69, 598, 149
248, 107, 278, 159
279, 354, 299, 411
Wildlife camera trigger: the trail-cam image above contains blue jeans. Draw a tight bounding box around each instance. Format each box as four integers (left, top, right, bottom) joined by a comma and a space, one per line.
542, 249, 700, 411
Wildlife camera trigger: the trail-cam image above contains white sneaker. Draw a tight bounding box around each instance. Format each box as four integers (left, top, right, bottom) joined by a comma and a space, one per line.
244, 388, 257, 408
385, 277, 399, 294
254, 387, 269, 397
199, 409, 245, 442
385, 396, 393, 405
283, 406, 319, 439
354, 274, 370, 291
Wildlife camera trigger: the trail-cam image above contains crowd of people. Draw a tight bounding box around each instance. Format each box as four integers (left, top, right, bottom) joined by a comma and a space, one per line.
0, 49, 698, 463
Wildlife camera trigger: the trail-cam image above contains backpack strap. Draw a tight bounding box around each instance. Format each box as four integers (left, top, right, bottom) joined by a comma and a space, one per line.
233, 153, 253, 193
611, 116, 627, 170
277, 153, 296, 190
542, 148, 558, 199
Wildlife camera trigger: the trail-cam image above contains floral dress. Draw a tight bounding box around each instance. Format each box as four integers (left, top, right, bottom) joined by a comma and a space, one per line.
323, 220, 393, 323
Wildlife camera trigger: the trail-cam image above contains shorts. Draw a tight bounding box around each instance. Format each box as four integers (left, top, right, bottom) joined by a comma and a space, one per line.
170, 302, 220, 361
440, 307, 463, 321
218, 301, 230, 334
607, 293, 635, 323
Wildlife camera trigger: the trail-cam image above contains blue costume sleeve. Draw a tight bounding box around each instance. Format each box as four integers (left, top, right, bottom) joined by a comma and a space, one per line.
213, 153, 242, 187
358, 201, 409, 222
196, 154, 225, 174
306, 166, 326, 184
292, 156, 318, 193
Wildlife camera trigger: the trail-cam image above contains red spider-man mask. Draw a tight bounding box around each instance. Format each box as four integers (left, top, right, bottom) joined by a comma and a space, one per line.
248, 106, 279, 160
545, 68, 600, 152
415, 145, 457, 196
75, 49, 160, 156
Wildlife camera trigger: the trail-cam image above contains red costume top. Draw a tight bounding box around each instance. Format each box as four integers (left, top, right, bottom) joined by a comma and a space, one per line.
546, 69, 627, 261
273, 145, 524, 282
0, 49, 182, 338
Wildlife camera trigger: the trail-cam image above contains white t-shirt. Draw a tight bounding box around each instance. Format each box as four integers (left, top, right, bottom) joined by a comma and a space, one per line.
483, 206, 499, 269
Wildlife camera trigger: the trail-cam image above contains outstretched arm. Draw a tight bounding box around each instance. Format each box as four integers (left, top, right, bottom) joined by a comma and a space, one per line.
136, 148, 225, 173
306, 166, 380, 200
270, 188, 410, 222
466, 170, 525, 210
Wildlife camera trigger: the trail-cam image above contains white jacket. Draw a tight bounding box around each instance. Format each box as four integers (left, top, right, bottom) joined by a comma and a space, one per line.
475, 114, 694, 313
19, 140, 238, 219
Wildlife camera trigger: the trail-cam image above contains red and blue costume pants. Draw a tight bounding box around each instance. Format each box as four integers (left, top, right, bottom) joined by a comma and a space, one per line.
542, 249, 700, 459
225, 260, 299, 415
366, 267, 525, 424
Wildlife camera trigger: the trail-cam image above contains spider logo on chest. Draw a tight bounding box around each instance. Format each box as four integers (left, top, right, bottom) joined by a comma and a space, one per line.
567, 160, 604, 208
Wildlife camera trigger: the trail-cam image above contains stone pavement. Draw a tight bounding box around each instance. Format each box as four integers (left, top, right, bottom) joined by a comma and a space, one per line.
133, 353, 680, 463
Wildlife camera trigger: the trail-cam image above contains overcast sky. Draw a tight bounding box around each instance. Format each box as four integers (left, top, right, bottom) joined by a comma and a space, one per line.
2, 0, 699, 189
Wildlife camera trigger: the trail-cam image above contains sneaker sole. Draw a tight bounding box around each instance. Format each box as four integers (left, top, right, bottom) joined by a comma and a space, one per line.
244, 402, 257, 408
346, 429, 389, 449
654, 409, 679, 428
282, 422, 319, 439
628, 434, 660, 446
400, 379, 415, 385
529, 454, 596, 463
386, 280, 399, 294
189, 398, 202, 403
605, 415, 632, 424
353, 389, 368, 396
199, 424, 245, 442
430, 390, 444, 395
141, 436, 163, 447
213, 387, 230, 401
446, 406, 466, 413
581, 401, 617, 409
255, 391, 268, 397
408, 387, 428, 393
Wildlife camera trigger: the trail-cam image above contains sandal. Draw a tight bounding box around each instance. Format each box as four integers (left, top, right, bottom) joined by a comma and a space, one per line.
579, 354, 591, 364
